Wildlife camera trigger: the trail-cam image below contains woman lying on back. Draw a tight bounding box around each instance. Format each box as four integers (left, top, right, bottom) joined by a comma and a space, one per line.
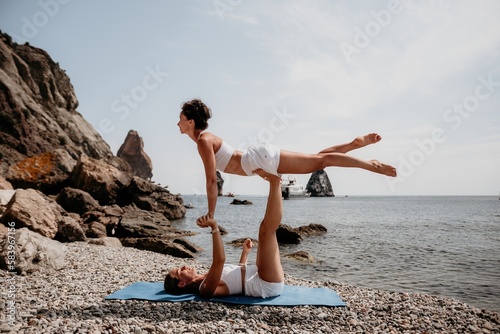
164, 169, 284, 299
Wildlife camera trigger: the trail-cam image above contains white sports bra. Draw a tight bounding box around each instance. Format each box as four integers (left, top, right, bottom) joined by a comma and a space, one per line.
214, 141, 235, 172
220, 264, 243, 295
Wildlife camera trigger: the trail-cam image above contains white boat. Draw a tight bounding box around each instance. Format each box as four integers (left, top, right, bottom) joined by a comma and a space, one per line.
281, 176, 309, 199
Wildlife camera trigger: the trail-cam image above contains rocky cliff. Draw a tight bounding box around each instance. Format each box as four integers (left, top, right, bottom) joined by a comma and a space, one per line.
306, 169, 334, 197
0, 33, 113, 175
0, 32, 193, 273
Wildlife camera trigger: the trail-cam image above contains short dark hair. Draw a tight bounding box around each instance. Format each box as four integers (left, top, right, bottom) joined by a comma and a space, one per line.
180, 99, 212, 130
163, 272, 200, 295
163, 273, 184, 295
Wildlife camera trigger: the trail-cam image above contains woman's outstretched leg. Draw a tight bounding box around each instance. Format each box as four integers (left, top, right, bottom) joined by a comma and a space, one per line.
277, 150, 397, 177
254, 169, 284, 283
318, 133, 382, 154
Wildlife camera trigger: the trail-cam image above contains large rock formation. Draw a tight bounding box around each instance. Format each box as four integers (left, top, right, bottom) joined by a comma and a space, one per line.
117, 130, 153, 180
0, 32, 192, 267
306, 169, 334, 197
0, 33, 113, 175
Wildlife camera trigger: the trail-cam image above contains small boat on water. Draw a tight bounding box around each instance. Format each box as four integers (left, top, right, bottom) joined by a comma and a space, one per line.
281, 176, 309, 199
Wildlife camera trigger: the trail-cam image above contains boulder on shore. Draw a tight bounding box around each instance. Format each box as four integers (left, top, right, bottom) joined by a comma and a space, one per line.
0, 228, 67, 275
56, 187, 100, 215
0, 188, 63, 239
113, 207, 175, 238
69, 154, 133, 205
122, 176, 186, 220
6, 149, 76, 194
121, 238, 198, 258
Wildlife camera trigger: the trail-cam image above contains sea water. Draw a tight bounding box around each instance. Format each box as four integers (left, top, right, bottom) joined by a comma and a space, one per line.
175, 195, 500, 312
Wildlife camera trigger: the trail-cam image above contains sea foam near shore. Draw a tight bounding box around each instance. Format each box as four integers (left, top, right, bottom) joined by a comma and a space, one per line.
0, 242, 498, 334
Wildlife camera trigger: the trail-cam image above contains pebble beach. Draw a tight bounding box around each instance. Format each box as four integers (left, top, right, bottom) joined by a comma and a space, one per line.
1, 242, 499, 334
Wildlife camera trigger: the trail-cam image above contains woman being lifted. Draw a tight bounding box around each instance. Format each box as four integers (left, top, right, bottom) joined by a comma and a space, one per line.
177, 98, 397, 220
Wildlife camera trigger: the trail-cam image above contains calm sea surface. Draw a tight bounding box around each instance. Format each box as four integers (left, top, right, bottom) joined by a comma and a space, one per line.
175, 195, 500, 312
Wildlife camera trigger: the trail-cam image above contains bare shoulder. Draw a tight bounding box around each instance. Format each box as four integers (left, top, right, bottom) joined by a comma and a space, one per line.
199, 132, 222, 148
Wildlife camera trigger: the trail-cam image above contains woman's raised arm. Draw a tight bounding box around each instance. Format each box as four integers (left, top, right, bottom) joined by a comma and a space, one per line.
197, 135, 219, 219
196, 215, 226, 298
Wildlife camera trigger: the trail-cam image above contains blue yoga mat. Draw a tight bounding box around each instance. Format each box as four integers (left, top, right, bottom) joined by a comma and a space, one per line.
105, 282, 346, 307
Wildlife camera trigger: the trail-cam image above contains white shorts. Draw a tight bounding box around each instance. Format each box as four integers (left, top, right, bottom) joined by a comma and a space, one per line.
241, 143, 281, 176
245, 265, 284, 298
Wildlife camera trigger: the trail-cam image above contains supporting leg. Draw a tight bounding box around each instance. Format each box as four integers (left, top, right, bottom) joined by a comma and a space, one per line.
254, 170, 284, 283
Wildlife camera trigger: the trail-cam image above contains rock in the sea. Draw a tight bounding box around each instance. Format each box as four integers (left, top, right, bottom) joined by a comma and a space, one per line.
228, 237, 258, 247
217, 171, 224, 196
0, 227, 67, 275
117, 130, 153, 180
284, 250, 315, 263
230, 199, 253, 205
276, 224, 303, 244
306, 169, 334, 197
296, 223, 328, 236
276, 223, 327, 244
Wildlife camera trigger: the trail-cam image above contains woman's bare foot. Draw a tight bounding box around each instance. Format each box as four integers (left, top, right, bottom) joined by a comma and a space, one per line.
353, 133, 381, 149
252, 168, 281, 183
369, 160, 397, 177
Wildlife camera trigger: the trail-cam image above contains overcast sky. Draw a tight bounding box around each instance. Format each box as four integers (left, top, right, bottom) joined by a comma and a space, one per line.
1, 0, 499, 196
